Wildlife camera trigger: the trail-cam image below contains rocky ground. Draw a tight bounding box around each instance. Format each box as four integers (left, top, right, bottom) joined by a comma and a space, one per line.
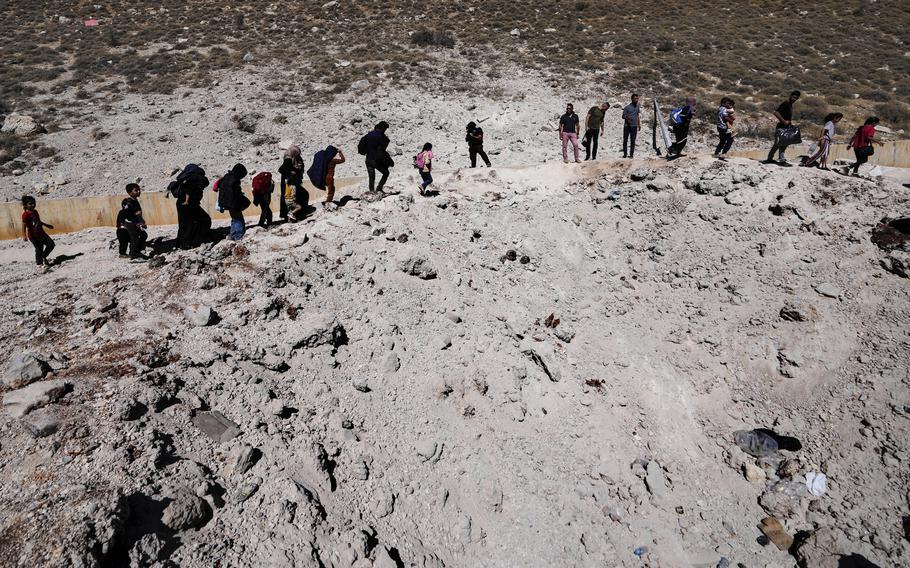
1, 149, 909, 567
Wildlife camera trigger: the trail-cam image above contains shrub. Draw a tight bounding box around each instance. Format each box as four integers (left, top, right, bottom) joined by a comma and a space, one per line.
411, 29, 455, 48
875, 102, 910, 128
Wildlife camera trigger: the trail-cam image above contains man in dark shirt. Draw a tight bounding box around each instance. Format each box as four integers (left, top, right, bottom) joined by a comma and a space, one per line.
117, 183, 148, 259
765, 90, 801, 164
559, 104, 581, 163
361, 121, 391, 192
466, 121, 491, 167
583, 102, 609, 161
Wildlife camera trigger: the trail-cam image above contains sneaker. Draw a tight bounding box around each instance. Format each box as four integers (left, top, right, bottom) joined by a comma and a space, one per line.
417, 185, 426, 196
36, 265, 48, 274
563, 160, 569, 164
118, 254, 129, 259
575, 159, 582, 163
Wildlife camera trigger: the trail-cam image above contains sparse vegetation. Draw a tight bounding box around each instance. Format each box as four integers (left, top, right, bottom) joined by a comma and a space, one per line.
411, 29, 456, 48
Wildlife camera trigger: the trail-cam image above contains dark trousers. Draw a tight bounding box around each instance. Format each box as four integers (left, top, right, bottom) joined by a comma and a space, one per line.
766, 127, 790, 162
584, 129, 600, 160
279, 177, 289, 219
117, 224, 147, 257
30, 234, 55, 265
177, 202, 210, 249
669, 123, 690, 155
715, 128, 734, 155
623, 124, 638, 157
420, 171, 433, 190
469, 145, 491, 167
851, 147, 871, 173
365, 158, 389, 192
258, 193, 273, 227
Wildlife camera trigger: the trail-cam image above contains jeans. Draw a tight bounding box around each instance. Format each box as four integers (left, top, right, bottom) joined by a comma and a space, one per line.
767, 127, 790, 162
279, 177, 290, 219
469, 145, 490, 167
584, 129, 600, 160
420, 171, 433, 190
30, 234, 54, 265
561, 132, 579, 162
228, 209, 245, 241
715, 128, 734, 155
669, 123, 690, 155
117, 224, 147, 257
365, 158, 389, 192
622, 124, 638, 157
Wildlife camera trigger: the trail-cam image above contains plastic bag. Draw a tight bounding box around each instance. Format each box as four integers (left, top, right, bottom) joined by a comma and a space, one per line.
778, 125, 802, 146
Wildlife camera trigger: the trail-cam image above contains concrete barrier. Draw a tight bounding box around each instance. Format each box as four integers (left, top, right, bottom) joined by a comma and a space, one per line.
730, 139, 910, 168
0, 177, 363, 240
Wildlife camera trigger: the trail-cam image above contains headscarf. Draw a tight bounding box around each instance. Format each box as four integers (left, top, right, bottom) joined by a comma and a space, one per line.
284, 145, 303, 167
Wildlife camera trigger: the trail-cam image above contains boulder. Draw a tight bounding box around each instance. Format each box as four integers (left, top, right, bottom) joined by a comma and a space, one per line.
3, 379, 70, 418
20, 409, 61, 438
192, 411, 241, 443
399, 255, 438, 279
161, 491, 211, 530
4, 352, 51, 388
184, 304, 217, 326
289, 313, 346, 349
1, 113, 44, 136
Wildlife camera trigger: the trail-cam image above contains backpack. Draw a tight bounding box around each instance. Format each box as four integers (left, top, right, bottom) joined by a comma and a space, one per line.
252, 172, 272, 197
357, 135, 368, 156
168, 164, 209, 199
413, 152, 424, 169
212, 178, 221, 193
307, 149, 329, 189
669, 107, 686, 125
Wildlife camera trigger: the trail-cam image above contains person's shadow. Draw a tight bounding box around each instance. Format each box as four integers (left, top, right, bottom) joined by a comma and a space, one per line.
51, 252, 84, 266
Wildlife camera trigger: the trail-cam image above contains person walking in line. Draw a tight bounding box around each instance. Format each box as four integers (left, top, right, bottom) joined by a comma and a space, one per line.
279, 145, 306, 220
845, 117, 882, 176
169, 164, 210, 249
116, 183, 148, 259
801, 112, 843, 170
466, 122, 491, 167
714, 97, 736, 160
217, 163, 251, 241
324, 148, 345, 206
559, 103, 581, 163
667, 96, 696, 157
251, 171, 274, 227
583, 102, 608, 161
21, 195, 55, 273
765, 90, 801, 164
415, 143, 434, 195
622, 94, 641, 158
359, 121, 392, 193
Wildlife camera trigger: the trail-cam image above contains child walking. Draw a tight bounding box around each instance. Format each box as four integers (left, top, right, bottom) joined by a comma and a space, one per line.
251, 171, 274, 227
714, 97, 736, 160
116, 183, 148, 259
416, 143, 433, 195
21, 195, 55, 272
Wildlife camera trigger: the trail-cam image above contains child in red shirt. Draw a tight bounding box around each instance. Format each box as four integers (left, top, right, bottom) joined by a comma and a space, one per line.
21, 195, 55, 272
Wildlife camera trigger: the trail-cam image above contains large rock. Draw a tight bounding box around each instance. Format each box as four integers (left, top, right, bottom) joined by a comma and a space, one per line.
162, 491, 211, 530
192, 411, 241, 443
289, 313, 346, 349
184, 304, 217, 326
4, 352, 51, 388
3, 379, 70, 418
880, 250, 910, 278
794, 527, 853, 568
1, 113, 44, 136
399, 255, 438, 279
759, 480, 809, 519
20, 409, 62, 438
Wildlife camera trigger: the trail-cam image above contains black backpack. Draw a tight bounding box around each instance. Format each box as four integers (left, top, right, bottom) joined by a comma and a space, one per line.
357, 135, 368, 156
168, 164, 209, 199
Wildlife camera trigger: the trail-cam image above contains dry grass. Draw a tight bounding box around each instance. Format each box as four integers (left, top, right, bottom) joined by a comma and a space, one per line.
0, 1, 908, 134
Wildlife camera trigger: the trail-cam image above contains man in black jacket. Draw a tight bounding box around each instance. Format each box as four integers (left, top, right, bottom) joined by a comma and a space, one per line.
217, 163, 250, 241
361, 121, 391, 193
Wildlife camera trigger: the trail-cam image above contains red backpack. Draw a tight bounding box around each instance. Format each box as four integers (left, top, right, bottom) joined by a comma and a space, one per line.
251, 172, 273, 197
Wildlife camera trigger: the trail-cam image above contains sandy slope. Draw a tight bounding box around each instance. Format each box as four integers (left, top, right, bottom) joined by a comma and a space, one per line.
1, 154, 909, 567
